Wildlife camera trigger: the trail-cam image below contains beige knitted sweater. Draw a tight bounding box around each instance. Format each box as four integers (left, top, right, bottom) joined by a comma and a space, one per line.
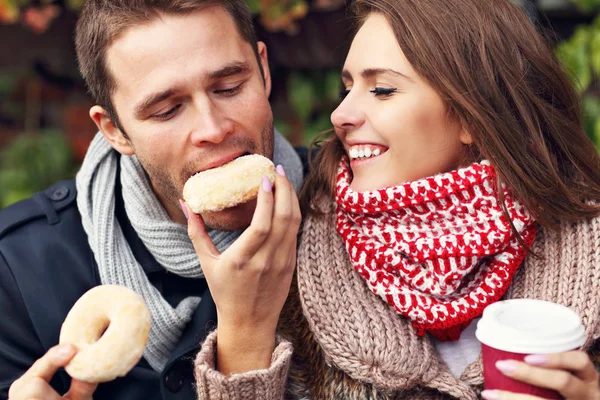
194, 202, 600, 399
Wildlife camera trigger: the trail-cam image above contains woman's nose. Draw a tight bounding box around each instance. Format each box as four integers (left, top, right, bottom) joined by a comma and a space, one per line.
330, 94, 366, 132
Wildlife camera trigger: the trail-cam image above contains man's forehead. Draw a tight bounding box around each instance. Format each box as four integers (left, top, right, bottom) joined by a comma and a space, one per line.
107, 8, 244, 65
105, 7, 254, 102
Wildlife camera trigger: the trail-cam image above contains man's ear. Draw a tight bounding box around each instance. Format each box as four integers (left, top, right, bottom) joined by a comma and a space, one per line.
257, 41, 272, 98
90, 105, 135, 155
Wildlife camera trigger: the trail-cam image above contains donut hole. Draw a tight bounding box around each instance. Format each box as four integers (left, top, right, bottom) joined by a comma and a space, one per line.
94, 317, 110, 343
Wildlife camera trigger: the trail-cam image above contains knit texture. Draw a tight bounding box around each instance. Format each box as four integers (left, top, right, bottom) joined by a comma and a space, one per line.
194, 201, 600, 399
76, 131, 303, 371
335, 159, 537, 340
195, 331, 293, 400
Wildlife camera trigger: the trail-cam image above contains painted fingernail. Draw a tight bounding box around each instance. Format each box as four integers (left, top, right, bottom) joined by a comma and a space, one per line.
276, 165, 286, 176
179, 199, 189, 220
481, 390, 499, 400
496, 360, 517, 374
262, 176, 273, 192
524, 354, 548, 365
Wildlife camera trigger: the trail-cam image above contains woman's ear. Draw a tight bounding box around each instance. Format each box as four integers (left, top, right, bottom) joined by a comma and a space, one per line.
90, 105, 135, 155
459, 127, 473, 145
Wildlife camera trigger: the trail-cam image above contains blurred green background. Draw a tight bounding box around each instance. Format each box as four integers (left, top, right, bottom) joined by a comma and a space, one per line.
0, 0, 599, 209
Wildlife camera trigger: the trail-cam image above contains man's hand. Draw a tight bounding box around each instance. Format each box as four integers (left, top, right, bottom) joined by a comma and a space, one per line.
182, 165, 301, 374
8, 344, 98, 400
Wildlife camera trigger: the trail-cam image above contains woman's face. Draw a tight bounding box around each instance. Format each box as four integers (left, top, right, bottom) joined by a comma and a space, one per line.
331, 13, 472, 192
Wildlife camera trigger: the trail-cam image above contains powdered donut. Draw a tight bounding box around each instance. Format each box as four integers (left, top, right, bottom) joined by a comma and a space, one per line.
183, 154, 276, 213
59, 285, 150, 383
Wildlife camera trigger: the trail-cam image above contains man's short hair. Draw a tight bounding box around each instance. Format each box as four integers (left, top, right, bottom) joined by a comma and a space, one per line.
75, 0, 260, 130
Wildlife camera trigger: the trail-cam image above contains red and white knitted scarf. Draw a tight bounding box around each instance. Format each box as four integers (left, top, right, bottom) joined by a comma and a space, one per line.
335, 159, 537, 341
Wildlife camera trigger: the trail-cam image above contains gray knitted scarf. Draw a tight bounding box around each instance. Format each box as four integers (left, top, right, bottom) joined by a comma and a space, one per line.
76, 131, 303, 371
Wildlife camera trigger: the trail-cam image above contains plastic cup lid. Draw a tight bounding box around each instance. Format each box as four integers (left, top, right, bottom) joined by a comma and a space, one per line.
475, 299, 585, 354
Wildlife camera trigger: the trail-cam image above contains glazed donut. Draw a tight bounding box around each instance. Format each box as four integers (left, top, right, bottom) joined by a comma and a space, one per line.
59, 285, 150, 383
183, 154, 276, 213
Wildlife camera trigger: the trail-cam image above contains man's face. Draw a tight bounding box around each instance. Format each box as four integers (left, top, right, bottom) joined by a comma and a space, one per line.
102, 6, 274, 230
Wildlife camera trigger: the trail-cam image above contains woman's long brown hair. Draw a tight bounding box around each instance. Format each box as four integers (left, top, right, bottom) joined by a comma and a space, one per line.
300, 0, 600, 230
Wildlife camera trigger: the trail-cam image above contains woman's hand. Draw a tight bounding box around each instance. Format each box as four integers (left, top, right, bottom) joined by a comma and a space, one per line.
481, 351, 600, 399
182, 165, 301, 374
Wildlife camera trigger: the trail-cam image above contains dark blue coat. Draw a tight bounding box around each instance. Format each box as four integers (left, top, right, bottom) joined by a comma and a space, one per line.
0, 147, 311, 400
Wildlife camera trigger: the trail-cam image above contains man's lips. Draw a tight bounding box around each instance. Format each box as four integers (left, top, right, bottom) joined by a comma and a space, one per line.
190, 151, 248, 178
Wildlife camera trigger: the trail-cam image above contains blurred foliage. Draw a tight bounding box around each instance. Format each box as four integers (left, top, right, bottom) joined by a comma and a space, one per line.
556, 8, 600, 152
0, 0, 78, 33
0, 0, 306, 33
570, 0, 600, 12
0, 130, 77, 208
275, 69, 340, 146
0, 70, 26, 123
253, 0, 308, 33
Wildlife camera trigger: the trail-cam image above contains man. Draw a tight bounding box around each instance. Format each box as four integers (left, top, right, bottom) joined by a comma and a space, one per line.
0, 0, 306, 399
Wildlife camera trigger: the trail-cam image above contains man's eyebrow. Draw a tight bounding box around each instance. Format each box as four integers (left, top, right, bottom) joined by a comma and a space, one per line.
208, 61, 252, 81
340, 68, 414, 83
134, 89, 177, 119
133, 62, 253, 119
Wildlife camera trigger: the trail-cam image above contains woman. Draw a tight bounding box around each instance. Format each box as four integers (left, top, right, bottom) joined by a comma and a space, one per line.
186, 0, 600, 398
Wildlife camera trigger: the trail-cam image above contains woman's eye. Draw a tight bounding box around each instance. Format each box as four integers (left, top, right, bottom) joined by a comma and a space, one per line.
153, 104, 181, 121
215, 83, 243, 96
370, 87, 397, 97
339, 89, 350, 100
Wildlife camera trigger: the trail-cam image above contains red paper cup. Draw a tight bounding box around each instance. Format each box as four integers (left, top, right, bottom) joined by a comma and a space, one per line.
476, 299, 585, 399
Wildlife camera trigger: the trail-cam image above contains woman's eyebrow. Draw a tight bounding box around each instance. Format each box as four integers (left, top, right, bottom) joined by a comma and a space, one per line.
361, 68, 414, 82
341, 68, 414, 83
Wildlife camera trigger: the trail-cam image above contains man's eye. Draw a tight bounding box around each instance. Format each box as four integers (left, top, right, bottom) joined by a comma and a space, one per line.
153, 105, 181, 120
215, 83, 243, 96
370, 87, 397, 97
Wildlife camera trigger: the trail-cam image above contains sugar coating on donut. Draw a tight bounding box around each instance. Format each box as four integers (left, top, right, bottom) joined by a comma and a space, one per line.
183, 154, 276, 213
59, 285, 150, 383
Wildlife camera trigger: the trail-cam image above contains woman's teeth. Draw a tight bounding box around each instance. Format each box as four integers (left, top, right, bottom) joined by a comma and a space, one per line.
349, 146, 383, 160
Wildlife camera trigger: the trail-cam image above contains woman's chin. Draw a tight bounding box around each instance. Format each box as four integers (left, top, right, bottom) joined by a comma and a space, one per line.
350, 172, 411, 192
350, 179, 386, 192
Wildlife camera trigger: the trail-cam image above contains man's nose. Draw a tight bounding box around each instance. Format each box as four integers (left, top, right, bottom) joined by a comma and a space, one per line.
330, 94, 366, 132
190, 102, 234, 146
